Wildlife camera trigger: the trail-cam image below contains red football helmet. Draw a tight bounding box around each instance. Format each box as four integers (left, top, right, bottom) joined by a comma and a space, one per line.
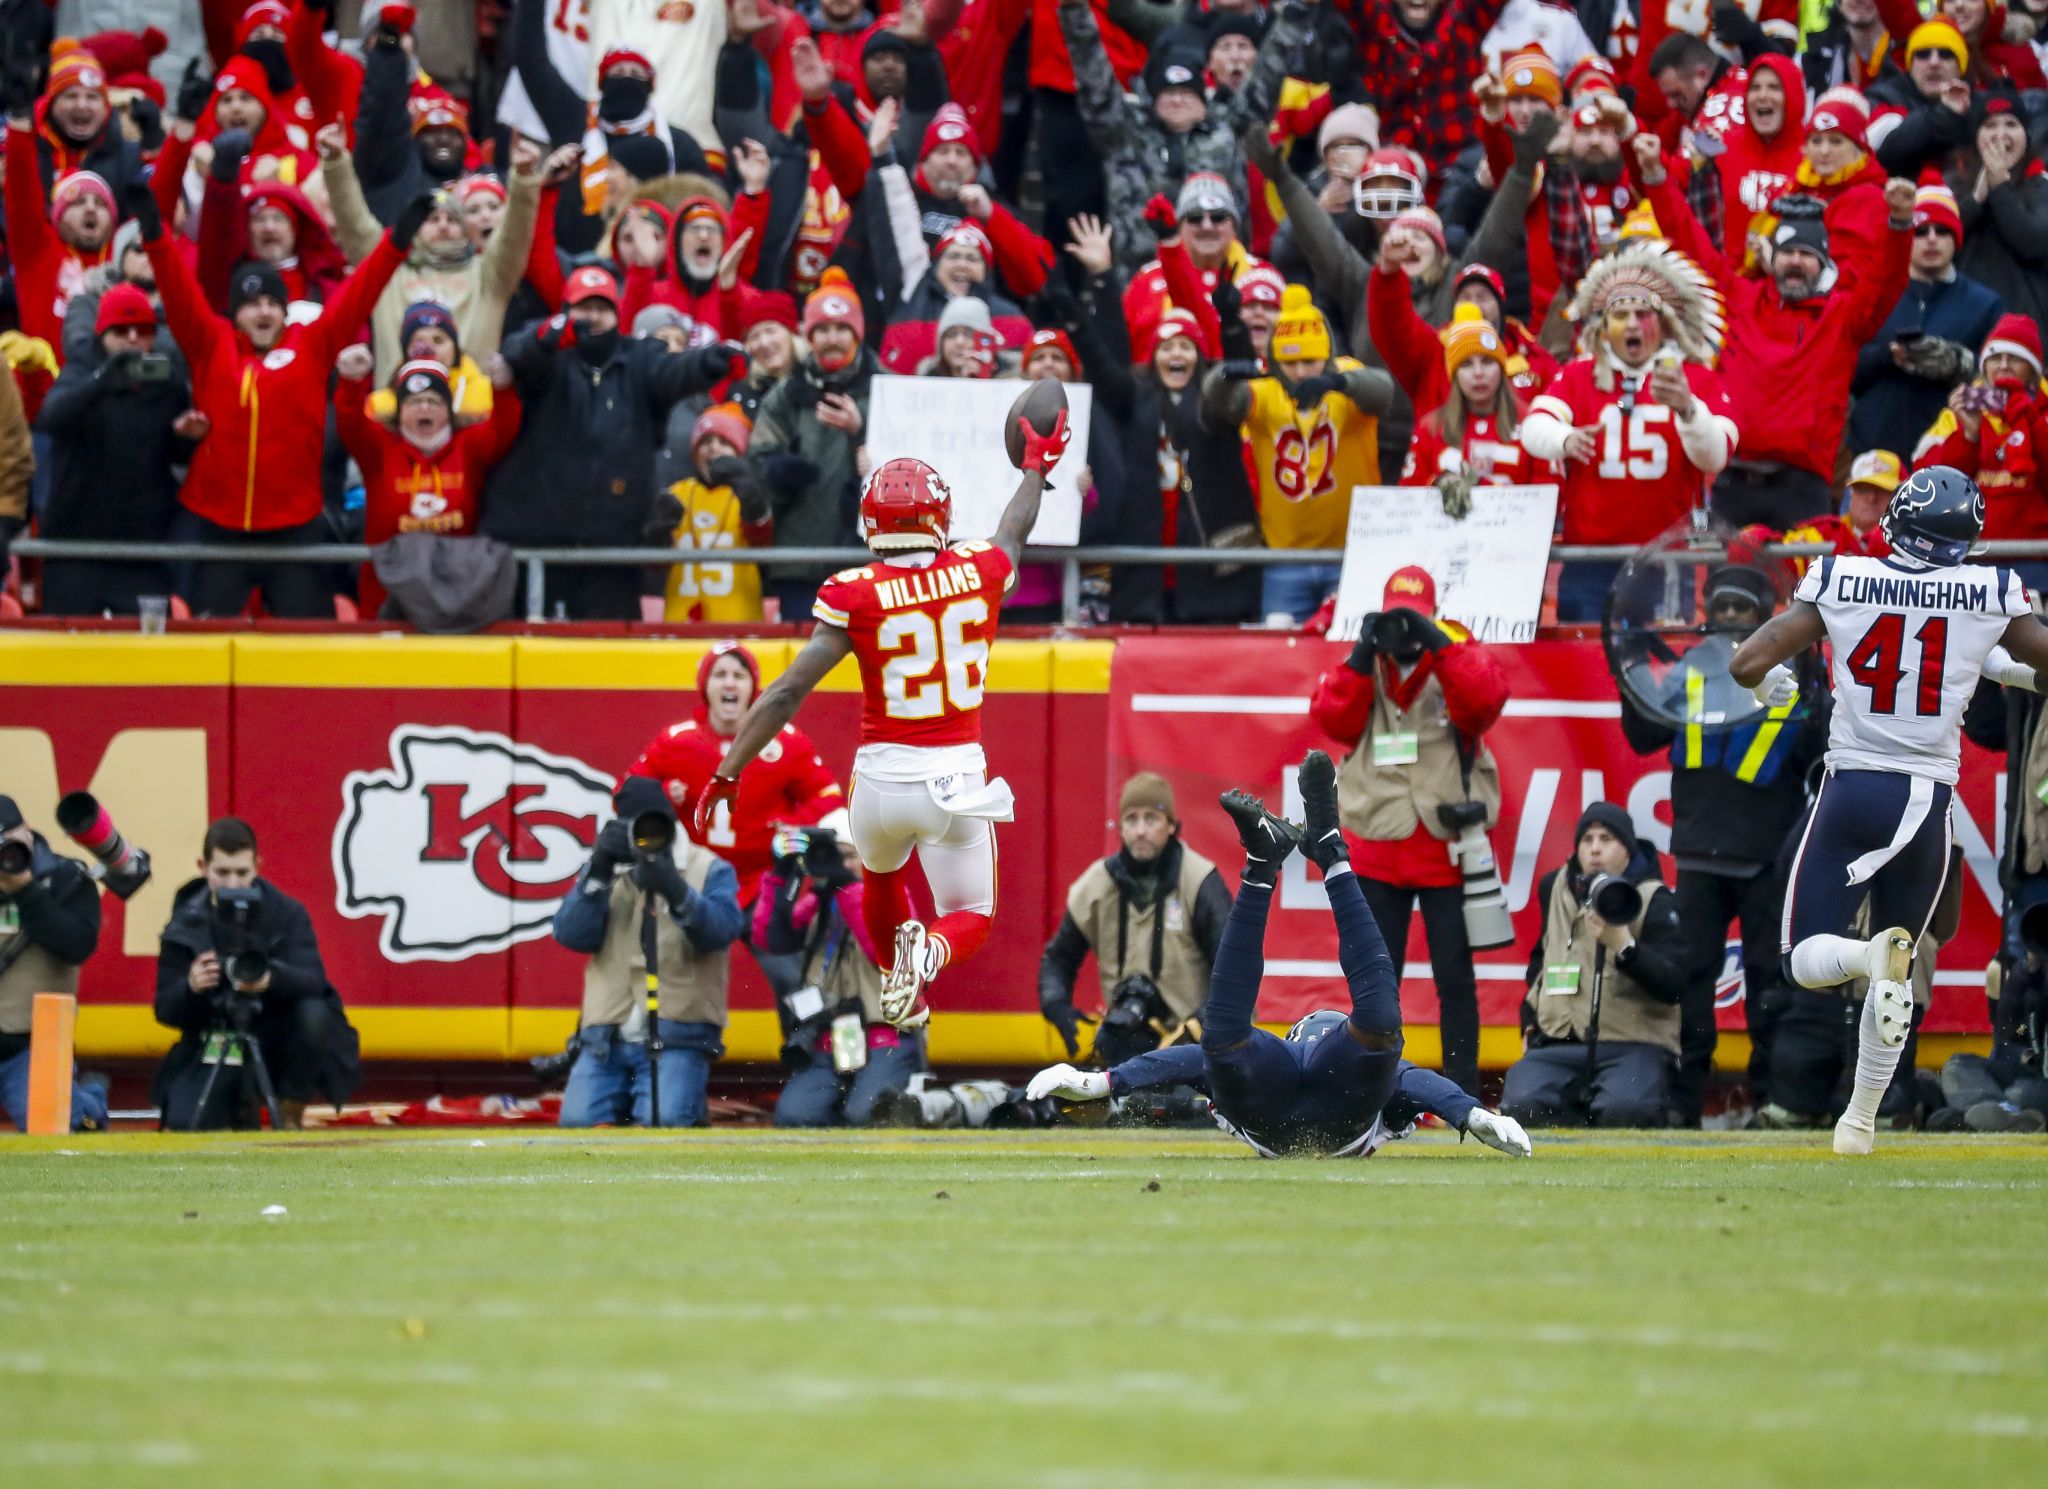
860, 458, 953, 553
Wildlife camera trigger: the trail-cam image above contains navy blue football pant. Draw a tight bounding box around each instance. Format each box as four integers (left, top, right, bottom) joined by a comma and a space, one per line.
1197, 874, 1404, 1144
1782, 769, 1953, 982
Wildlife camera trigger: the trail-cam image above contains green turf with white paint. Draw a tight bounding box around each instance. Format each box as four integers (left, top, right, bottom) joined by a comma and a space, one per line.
4, 1129, 2045, 1488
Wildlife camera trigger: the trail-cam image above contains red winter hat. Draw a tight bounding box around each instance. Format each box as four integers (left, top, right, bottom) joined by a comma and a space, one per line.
112, 72, 166, 110
1981, 312, 2043, 377
393, 357, 454, 407
1024, 326, 1083, 378
696, 641, 761, 700
738, 289, 798, 333
1808, 87, 1870, 151
1149, 306, 1203, 360
1453, 262, 1507, 310
1564, 55, 1619, 99
1236, 264, 1286, 307
801, 268, 866, 341
51, 170, 116, 229
455, 174, 507, 204
45, 45, 107, 102
600, 46, 656, 80
1383, 564, 1437, 615
1913, 183, 1964, 242
692, 401, 753, 457
564, 264, 621, 307
80, 26, 168, 78
920, 102, 982, 163
235, 2, 291, 44
95, 283, 156, 335
934, 219, 994, 264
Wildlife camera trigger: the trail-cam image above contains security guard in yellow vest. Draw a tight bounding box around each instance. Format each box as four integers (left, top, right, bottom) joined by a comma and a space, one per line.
1039, 773, 1231, 1066
0, 797, 106, 1131
552, 779, 747, 1128
1501, 804, 1690, 1128
1616, 563, 1826, 1125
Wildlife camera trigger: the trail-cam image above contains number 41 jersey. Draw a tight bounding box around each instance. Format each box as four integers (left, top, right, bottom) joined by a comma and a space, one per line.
814, 541, 1017, 755
1798, 555, 2031, 784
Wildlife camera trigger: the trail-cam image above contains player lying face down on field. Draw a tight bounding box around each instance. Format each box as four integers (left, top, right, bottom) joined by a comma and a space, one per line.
694, 401, 1075, 1033
1730, 465, 2048, 1155
1028, 752, 1532, 1160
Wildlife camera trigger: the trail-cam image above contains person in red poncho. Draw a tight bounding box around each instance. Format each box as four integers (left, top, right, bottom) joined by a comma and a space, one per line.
1309, 564, 1509, 1097
1697, 53, 1810, 258
332, 348, 523, 616
135, 180, 425, 617
629, 643, 848, 911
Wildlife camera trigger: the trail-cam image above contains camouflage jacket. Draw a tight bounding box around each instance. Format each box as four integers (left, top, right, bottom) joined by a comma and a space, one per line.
1058, 0, 1311, 279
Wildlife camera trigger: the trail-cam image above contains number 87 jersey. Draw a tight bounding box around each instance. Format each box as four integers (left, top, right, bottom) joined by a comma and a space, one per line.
813, 541, 1017, 754
1799, 554, 2032, 784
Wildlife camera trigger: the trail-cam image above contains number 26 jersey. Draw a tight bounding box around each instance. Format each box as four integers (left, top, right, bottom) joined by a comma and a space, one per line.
813, 541, 1017, 761
1798, 555, 2031, 784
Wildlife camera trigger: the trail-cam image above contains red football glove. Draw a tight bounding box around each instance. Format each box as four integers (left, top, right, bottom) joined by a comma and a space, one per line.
1141, 194, 1180, 238
536, 313, 578, 351
693, 775, 740, 841
1018, 408, 1072, 477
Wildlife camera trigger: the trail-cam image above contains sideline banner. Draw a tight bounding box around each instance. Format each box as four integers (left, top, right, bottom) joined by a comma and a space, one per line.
1106, 634, 2001, 1036
1330, 484, 1558, 643
863, 374, 1092, 544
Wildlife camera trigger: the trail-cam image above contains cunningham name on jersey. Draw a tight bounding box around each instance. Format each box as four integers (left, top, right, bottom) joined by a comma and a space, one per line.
1797, 554, 2032, 784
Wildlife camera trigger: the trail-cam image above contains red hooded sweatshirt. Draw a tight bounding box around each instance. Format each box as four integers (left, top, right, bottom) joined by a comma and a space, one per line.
1704, 54, 1809, 254
198, 179, 349, 314
146, 225, 405, 532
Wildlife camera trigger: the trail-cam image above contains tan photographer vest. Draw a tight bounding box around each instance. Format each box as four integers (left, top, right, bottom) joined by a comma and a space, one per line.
1527, 872, 1680, 1054
0, 937, 79, 1035
1336, 669, 1501, 842
1064, 846, 1218, 1020
580, 842, 730, 1028
800, 898, 886, 1025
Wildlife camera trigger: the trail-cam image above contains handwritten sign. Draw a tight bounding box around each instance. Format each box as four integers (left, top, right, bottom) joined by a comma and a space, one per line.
1330, 484, 1560, 642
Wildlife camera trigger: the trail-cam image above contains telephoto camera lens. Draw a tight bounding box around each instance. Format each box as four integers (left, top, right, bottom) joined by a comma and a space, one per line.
226, 948, 271, 988
0, 839, 30, 876
1586, 873, 1643, 925
631, 810, 676, 857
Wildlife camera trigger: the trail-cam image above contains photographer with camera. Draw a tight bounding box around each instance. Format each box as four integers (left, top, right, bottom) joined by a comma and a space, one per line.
1615, 563, 1828, 1126
1038, 773, 1229, 1067
0, 796, 107, 1132
757, 825, 920, 1128
553, 778, 745, 1128
154, 819, 360, 1130
1308, 566, 1509, 1096
1500, 804, 1688, 1128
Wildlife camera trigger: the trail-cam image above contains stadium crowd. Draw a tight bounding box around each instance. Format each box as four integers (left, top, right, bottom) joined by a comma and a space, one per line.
3, 0, 2048, 1132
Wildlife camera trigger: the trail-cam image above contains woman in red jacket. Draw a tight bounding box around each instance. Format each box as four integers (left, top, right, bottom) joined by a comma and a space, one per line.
136, 182, 424, 617
1400, 307, 1558, 491
333, 348, 524, 616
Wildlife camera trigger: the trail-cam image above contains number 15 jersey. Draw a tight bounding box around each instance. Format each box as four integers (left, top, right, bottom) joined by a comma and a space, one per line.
1798, 555, 2030, 783
814, 541, 1017, 774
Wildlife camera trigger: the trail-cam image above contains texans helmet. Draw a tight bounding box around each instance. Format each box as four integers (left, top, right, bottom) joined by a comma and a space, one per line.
1881, 464, 1985, 566
1285, 1009, 1349, 1045
859, 457, 952, 553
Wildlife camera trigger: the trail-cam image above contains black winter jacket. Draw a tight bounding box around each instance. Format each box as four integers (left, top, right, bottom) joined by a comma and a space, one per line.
36, 346, 195, 542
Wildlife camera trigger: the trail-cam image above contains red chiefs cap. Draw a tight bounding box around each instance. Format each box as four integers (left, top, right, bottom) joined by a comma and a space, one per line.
564, 264, 620, 307
1382, 565, 1436, 615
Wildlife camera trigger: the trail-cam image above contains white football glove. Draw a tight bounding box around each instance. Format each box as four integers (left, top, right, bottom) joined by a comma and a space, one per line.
1024, 1064, 1111, 1103
1750, 663, 1797, 708
1464, 1107, 1532, 1158
1984, 644, 2040, 693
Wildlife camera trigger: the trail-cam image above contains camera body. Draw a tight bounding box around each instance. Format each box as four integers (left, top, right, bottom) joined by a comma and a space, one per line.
208, 884, 271, 994
1102, 972, 1170, 1033
1369, 607, 1427, 655
1438, 801, 1514, 949
775, 825, 858, 893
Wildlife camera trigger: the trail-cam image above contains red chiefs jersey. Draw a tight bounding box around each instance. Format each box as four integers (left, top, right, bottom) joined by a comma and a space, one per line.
629, 720, 844, 903
1401, 414, 1558, 488
1529, 358, 1739, 545
814, 542, 1017, 749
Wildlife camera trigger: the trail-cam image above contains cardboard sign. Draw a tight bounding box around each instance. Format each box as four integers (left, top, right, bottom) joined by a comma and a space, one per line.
1330, 484, 1560, 643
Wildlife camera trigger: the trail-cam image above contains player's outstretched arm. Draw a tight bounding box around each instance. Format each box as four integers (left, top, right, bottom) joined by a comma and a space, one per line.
1992, 615, 2048, 690
1730, 600, 1826, 690
697, 626, 855, 834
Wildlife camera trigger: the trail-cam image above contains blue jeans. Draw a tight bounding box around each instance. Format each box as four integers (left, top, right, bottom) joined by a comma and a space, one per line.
0, 1046, 108, 1132
774, 1038, 924, 1127
1555, 561, 1623, 623
557, 1020, 723, 1128
1260, 563, 1343, 624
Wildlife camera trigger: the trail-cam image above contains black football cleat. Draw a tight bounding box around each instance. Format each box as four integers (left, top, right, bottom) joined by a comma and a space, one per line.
1220, 789, 1301, 885
1298, 750, 1346, 871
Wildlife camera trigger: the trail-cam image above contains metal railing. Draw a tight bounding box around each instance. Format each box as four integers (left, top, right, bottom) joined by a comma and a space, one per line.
15, 537, 2048, 628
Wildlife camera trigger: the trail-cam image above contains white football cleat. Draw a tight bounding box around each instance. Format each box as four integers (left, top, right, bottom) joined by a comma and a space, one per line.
1832, 1114, 1877, 1156
1464, 1107, 1532, 1158
1864, 926, 1914, 1047
879, 921, 934, 1029
1025, 1064, 1111, 1103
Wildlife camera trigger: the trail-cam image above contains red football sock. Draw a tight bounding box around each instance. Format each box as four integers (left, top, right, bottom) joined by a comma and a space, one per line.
927, 911, 992, 972
862, 865, 914, 966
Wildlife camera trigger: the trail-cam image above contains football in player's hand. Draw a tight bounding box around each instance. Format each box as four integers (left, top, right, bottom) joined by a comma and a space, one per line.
1004, 378, 1070, 471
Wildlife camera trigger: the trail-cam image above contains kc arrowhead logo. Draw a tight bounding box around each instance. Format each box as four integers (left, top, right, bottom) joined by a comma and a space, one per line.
333, 726, 617, 962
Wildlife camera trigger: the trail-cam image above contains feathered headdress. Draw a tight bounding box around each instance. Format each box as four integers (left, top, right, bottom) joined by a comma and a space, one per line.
1567, 241, 1726, 370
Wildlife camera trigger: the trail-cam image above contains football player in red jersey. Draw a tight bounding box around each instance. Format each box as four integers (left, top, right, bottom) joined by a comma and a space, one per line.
697, 407, 1074, 1028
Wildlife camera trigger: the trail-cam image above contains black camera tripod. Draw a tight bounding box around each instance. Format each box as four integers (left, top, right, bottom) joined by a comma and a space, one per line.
184, 994, 288, 1132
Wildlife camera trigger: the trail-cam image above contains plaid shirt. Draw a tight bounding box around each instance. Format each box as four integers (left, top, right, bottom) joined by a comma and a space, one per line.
1335, 0, 1510, 178
1542, 155, 1727, 298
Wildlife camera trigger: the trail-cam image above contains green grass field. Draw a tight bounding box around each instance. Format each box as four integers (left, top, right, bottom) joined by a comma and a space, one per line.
5, 1128, 2046, 1488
